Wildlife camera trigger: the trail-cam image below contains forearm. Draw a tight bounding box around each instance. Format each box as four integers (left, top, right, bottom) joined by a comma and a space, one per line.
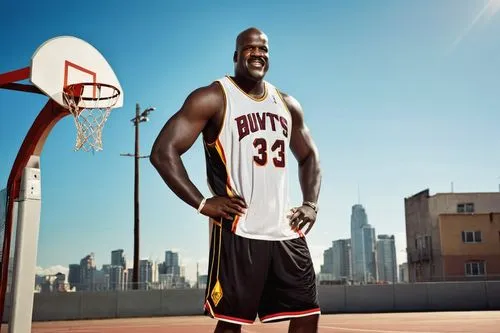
150, 149, 205, 209
298, 151, 321, 203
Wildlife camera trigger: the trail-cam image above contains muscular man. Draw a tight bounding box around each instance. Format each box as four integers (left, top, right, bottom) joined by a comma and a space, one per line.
150, 27, 322, 333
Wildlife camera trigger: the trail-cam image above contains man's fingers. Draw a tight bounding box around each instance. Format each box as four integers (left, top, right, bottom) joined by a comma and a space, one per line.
303, 221, 314, 235
290, 217, 306, 233
230, 197, 247, 208
297, 217, 311, 231
226, 203, 245, 215
289, 218, 300, 229
289, 210, 302, 222
222, 205, 244, 217
219, 209, 232, 219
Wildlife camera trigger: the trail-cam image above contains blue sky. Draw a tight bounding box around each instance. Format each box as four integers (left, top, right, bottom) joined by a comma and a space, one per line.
1, 0, 500, 282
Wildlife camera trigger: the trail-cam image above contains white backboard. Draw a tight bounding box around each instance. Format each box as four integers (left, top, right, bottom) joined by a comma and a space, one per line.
30, 36, 123, 109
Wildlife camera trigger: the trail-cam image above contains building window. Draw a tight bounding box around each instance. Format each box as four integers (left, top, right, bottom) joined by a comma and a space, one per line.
415, 235, 430, 249
465, 261, 486, 276
424, 235, 431, 249
461, 231, 482, 243
457, 203, 474, 213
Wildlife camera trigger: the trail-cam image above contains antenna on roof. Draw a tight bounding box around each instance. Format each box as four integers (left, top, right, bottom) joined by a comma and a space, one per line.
357, 184, 361, 204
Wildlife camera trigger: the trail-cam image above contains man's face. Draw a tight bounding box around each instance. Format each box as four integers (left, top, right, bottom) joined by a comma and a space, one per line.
234, 31, 269, 81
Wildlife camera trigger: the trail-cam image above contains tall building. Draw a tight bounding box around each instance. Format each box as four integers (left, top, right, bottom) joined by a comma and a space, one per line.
157, 262, 166, 275
152, 261, 160, 283
350, 204, 368, 282
139, 259, 153, 289
79, 253, 96, 291
99, 265, 111, 290
94, 269, 108, 291
376, 235, 397, 283
405, 189, 500, 282
165, 251, 179, 267
109, 265, 124, 291
68, 264, 81, 290
126, 268, 133, 290
111, 249, 126, 269
362, 225, 377, 283
320, 247, 334, 275
164, 250, 181, 278
332, 239, 351, 281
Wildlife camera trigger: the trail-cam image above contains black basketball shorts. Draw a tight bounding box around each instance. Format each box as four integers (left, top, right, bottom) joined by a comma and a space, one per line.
203, 221, 321, 325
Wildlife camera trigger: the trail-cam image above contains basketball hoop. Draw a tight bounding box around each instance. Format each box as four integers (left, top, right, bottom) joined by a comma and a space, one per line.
62, 82, 120, 152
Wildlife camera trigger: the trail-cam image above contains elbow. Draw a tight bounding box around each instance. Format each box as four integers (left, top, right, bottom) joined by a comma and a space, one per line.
149, 153, 159, 170
149, 144, 171, 172
149, 146, 160, 169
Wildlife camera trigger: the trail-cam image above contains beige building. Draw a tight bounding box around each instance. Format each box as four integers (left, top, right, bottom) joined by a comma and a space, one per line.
404, 189, 500, 282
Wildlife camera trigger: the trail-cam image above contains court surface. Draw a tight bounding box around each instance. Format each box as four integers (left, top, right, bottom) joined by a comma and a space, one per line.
1, 311, 499, 332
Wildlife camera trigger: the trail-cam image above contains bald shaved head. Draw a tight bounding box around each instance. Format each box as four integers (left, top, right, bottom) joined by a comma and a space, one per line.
235, 27, 267, 51
233, 27, 270, 81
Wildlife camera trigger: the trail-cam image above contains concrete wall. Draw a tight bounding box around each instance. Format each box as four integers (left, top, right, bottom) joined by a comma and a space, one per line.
3, 282, 500, 322
317, 282, 497, 313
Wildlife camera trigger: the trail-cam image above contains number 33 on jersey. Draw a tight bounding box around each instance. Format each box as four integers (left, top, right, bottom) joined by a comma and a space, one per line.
203, 76, 296, 240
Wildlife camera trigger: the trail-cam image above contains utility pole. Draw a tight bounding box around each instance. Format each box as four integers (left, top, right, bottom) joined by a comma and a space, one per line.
196, 262, 199, 289
121, 103, 155, 290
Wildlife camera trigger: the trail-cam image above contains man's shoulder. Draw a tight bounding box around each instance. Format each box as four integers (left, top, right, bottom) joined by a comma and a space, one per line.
275, 88, 302, 114
186, 80, 225, 107
193, 79, 225, 95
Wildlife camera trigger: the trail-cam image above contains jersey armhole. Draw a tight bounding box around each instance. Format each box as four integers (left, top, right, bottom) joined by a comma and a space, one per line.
275, 88, 291, 115
204, 80, 227, 147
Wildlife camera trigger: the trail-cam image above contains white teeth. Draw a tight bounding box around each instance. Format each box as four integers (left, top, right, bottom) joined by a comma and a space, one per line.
250, 60, 263, 67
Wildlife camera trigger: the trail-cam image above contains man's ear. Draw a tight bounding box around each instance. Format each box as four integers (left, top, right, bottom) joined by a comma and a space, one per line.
233, 51, 237, 63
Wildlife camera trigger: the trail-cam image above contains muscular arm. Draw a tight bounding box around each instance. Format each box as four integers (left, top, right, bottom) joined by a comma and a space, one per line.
282, 92, 322, 205
149, 83, 222, 209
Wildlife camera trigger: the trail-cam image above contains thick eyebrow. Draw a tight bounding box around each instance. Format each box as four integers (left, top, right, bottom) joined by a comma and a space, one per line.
241, 41, 269, 50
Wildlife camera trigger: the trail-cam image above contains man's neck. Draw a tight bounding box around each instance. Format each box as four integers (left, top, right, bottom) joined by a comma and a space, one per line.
231, 75, 265, 99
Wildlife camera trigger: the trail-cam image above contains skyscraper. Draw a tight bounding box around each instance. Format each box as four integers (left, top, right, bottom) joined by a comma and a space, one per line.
165, 250, 179, 267
139, 259, 153, 290
111, 249, 126, 269
126, 268, 133, 290
332, 239, 351, 281
68, 264, 81, 290
164, 250, 181, 277
320, 247, 334, 275
350, 204, 368, 283
79, 253, 96, 291
109, 265, 125, 290
376, 234, 397, 283
362, 224, 377, 283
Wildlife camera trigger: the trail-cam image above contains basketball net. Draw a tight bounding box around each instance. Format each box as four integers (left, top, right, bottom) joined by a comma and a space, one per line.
62, 83, 120, 152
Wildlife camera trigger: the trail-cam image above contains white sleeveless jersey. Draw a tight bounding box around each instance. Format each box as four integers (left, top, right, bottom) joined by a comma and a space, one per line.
204, 76, 299, 241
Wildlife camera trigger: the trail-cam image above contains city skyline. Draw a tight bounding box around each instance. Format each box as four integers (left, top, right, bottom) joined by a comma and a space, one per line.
320, 202, 398, 284
36, 248, 194, 283
30, 200, 410, 284
2, 1, 500, 285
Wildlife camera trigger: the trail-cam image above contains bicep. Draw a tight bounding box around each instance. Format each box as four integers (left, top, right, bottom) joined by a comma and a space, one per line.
151, 86, 219, 157
155, 111, 204, 156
